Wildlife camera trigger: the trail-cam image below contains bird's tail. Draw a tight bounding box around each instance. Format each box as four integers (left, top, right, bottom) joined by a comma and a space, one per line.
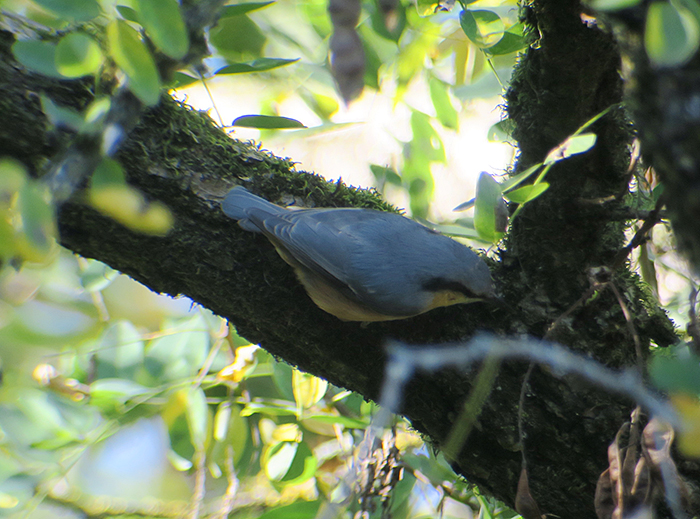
221, 187, 285, 232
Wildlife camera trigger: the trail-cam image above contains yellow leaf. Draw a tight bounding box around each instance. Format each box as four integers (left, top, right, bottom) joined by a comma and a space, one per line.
670, 393, 700, 458
272, 423, 301, 443
216, 344, 258, 383
292, 370, 328, 410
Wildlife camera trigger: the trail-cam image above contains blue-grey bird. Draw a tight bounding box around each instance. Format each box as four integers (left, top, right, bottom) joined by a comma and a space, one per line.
222, 186, 494, 322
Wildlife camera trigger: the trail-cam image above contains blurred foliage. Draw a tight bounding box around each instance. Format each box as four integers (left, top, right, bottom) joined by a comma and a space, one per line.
0, 249, 523, 518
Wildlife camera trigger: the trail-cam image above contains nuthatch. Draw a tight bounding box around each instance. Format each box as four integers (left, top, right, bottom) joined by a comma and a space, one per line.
222, 187, 494, 322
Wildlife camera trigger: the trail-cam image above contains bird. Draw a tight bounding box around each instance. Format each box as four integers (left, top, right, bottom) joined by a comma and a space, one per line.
221, 186, 495, 322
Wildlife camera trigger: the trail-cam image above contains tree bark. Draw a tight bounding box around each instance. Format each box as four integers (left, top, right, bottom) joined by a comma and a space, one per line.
0, 0, 694, 516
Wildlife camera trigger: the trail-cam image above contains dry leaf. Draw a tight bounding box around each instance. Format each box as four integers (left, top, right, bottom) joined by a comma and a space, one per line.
515, 467, 543, 519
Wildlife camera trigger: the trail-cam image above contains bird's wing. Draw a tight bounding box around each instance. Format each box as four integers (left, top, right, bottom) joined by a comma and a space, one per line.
247, 208, 393, 288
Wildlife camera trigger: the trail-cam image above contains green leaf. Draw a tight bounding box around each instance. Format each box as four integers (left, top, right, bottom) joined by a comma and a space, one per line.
232, 115, 306, 129
256, 500, 322, 519
409, 109, 445, 163
12, 40, 62, 78
144, 315, 210, 382
107, 20, 161, 106
80, 259, 118, 292
429, 77, 459, 130
483, 22, 527, 56
504, 182, 550, 204
264, 441, 298, 480
0, 159, 27, 205
240, 399, 298, 417
415, 0, 441, 16
645, 1, 700, 67
95, 321, 144, 379
90, 378, 152, 414
650, 349, 700, 395
487, 118, 516, 143
459, 9, 505, 49
474, 171, 504, 243
171, 71, 199, 88
302, 414, 368, 428
214, 58, 299, 75
544, 132, 597, 165
213, 402, 232, 442
31, 0, 101, 21
135, 0, 189, 59
370, 164, 402, 186
500, 163, 542, 192
92, 158, 126, 188
186, 387, 209, 449
55, 33, 103, 78
40, 95, 83, 131
220, 1, 274, 18
16, 182, 56, 260
209, 15, 266, 61
279, 441, 317, 485
116, 4, 140, 22
589, 0, 642, 11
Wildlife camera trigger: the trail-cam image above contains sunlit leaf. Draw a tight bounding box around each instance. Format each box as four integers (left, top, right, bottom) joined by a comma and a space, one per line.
214, 58, 299, 75
292, 371, 327, 410
429, 77, 459, 130
0, 159, 27, 209
55, 33, 103, 78
670, 393, 700, 458
220, 1, 274, 18
186, 387, 209, 449
216, 344, 258, 384
232, 115, 306, 129
135, 0, 189, 59
302, 414, 368, 428
279, 441, 317, 485
90, 160, 173, 235
474, 171, 504, 243
107, 20, 161, 106
488, 118, 516, 143
504, 182, 549, 204
500, 163, 542, 192
80, 259, 118, 292
484, 22, 526, 56
459, 9, 505, 49
589, 0, 642, 10
15, 182, 57, 263
544, 132, 597, 165
645, 1, 700, 67
213, 402, 232, 442
240, 399, 298, 417
370, 164, 402, 186
264, 441, 298, 480
256, 500, 321, 519
415, 0, 440, 16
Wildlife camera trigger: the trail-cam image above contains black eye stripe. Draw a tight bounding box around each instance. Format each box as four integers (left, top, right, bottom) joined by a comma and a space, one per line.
422, 277, 476, 298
